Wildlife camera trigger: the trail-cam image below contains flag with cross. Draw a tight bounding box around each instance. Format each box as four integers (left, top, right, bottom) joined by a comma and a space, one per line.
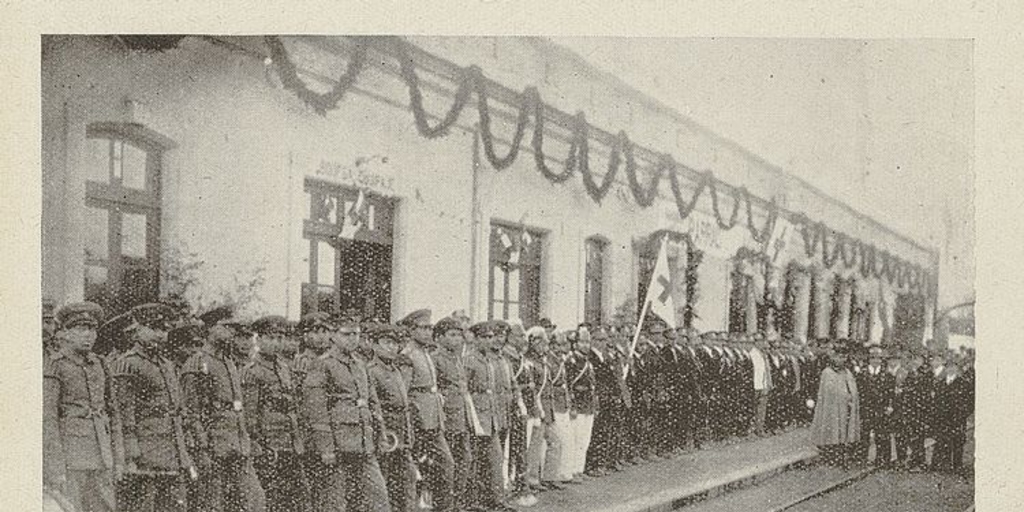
625, 235, 675, 376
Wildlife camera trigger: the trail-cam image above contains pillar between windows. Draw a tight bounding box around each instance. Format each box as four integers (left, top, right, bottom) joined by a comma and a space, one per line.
791, 265, 812, 344
835, 277, 854, 339
812, 269, 832, 340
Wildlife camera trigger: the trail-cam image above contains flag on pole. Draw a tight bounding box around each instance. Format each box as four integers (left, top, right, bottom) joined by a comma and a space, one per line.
340, 189, 368, 239
644, 236, 677, 331
625, 235, 675, 378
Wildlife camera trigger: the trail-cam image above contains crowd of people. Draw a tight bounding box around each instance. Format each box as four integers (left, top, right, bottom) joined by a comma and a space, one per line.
809, 338, 975, 474
42, 298, 974, 512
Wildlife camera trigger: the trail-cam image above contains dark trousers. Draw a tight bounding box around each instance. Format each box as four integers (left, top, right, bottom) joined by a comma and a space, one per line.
118, 474, 188, 512
508, 412, 529, 488
194, 453, 265, 512
254, 451, 309, 512
907, 434, 928, 469
379, 448, 416, 512
445, 431, 473, 510
64, 469, 115, 512
933, 426, 967, 472
856, 416, 885, 462
309, 453, 390, 512
413, 427, 454, 512
753, 390, 769, 435
469, 434, 504, 507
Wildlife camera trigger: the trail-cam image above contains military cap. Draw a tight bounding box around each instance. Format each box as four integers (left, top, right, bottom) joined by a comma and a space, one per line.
538, 318, 556, 330
298, 312, 334, 333
432, 316, 463, 338
251, 315, 293, 335
199, 305, 251, 334
56, 301, 104, 329
644, 318, 668, 335
42, 299, 56, 320
397, 309, 432, 328
364, 323, 401, 343
469, 321, 498, 337
168, 318, 206, 349
491, 319, 511, 335
130, 303, 177, 330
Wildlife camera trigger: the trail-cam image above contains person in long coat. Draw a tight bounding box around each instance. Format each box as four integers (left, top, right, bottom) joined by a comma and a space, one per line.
809, 348, 860, 466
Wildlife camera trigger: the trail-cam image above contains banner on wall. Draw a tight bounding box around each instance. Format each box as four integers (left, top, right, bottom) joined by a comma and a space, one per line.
764, 217, 794, 264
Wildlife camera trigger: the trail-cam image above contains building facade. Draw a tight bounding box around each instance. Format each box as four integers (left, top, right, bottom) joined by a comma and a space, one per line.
41, 35, 938, 346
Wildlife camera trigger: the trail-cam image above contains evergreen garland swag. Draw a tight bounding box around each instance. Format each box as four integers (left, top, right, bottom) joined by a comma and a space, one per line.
264, 35, 934, 298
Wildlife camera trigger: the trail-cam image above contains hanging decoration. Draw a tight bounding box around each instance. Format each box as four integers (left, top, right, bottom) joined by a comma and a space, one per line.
265, 35, 936, 298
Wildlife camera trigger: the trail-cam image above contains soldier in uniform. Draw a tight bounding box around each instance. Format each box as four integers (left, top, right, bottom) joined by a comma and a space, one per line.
584, 325, 631, 476
465, 321, 510, 510
291, 313, 336, 507
566, 326, 597, 479
302, 314, 390, 512
243, 315, 309, 512
366, 322, 416, 512
395, 309, 455, 512
108, 303, 196, 512
431, 316, 478, 509
43, 302, 119, 512
180, 307, 264, 512
504, 322, 538, 503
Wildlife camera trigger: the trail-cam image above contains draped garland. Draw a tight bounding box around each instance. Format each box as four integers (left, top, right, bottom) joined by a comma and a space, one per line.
265, 35, 936, 298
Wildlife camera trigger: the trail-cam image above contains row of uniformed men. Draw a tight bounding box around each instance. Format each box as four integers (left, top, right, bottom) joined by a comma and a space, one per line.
41, 298, 826, 512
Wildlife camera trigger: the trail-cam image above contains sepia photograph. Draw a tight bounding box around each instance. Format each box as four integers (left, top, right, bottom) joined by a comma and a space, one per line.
39, 34, 975, 512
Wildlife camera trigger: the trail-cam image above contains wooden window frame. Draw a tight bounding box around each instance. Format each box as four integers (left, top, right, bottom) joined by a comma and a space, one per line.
82, 123, 172, 316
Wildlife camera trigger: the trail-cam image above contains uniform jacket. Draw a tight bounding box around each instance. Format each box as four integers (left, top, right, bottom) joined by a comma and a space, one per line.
368, 356, 413, 449
464, 349, 499, 436
241, 355, 305, 454
44, 349, 120, 482
539, 354, 570, 416
110, 346, 194, 473
514, 355, 542, 419
181, 346, 252, 459
303, 348, 383, 455
491, 352, 515, 430
567, 350, 597, 414
398, 344, 444, 431
855, 365, 895, 425
432, 347, 471, 433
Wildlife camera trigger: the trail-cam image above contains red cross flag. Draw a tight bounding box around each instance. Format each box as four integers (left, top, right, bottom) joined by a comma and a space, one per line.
626, 235, 675, 377
644, 235, 677, 330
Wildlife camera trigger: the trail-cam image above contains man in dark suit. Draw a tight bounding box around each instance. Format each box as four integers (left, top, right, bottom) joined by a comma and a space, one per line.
854, 346, 896, 465
932, 354, 972, 474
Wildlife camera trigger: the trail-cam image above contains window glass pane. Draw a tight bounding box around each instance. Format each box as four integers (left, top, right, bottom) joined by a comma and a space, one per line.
122, 212, 148, 260
84, 207, 109, 261
493, 264, 506, 303
508, 267, 520, 301
84, 138, 110, 183
507, 302, 520, 322
121, 141, 148, 190
317, 241, 336, 285
367, 204, 376, 231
